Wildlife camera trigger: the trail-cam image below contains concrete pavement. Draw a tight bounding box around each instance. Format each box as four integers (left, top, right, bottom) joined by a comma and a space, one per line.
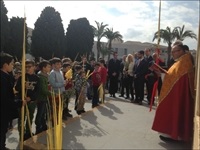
6, 93, 192, 149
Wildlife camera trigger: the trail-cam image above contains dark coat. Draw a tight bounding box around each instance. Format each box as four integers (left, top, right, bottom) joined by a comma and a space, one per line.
0, 70, 19, 120
145, 55, 153, 64
133, 59, 148, 78
108, 58, 121, 77
145, 56, 154, 75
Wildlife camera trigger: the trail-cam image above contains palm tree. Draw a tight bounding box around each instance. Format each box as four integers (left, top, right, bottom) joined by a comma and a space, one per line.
174, 25, 197, 41
104, 28, 123, 61
99, 42, 109, 59
153, 26, 177, 65
92, 21, 108, 60
153, 25, 197, 66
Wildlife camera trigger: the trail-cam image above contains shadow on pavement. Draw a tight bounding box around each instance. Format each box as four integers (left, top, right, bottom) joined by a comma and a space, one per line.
158, 141, 192, 150
62, 119, 86, 149
96, 105, 117, 120
81, 111, 109, 136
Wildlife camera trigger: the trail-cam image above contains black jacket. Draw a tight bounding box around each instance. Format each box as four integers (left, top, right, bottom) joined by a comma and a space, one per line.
108, 58, 121, 77
133, 59, 148, 78
0, 70, 19, 120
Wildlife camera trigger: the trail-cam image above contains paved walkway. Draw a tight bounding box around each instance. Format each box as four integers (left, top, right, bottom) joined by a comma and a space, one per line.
6, 93, 192, 149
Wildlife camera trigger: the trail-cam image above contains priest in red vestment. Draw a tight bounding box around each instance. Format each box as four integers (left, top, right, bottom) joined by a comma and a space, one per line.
152, 43, 195, 143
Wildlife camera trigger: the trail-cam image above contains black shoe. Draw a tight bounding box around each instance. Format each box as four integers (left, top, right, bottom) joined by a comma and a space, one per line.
125, 97, 129, 99
87, 95, 92, 99
87, 97, 92, 100
159, 135, 181, 143
113, 94, 116, 98
42, 126, 47, 131
139, 101, 143, 105
24, 133, 34, 141
109, 95, 113, 97
62, 114, 68, 120
74, 106, 77, 110
36, 129, 43, 135
148, 102, 155, 105
68, 110, 72, 112
81, 110, 86, 113
133, 100, 139, 103
66, 112, 73, 118
77, 110, 82, 115
130, 98, 134, 102
8, 125, 13, 130
92, 104, 99, 108
36, 126, 47, 134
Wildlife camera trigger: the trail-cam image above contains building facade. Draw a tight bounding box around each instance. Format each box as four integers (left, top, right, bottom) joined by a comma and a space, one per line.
92, 41, 168, 64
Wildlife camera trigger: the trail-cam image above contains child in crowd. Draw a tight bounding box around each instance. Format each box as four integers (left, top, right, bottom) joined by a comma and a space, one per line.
35, 60, 51, 134
49, 57, 65, 93
8, 62, 21, 129
74, 65, 87, 115
91, 62, 101, 108
15, 59, 39, 140
13, 61, 21, 81
48, 57, 67, 120
62, 62, 73, 119
98, 59, 107, 103
0, 53, 24, 149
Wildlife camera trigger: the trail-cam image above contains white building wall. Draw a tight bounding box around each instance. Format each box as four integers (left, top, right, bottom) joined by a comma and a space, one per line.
92, 41, 168, 63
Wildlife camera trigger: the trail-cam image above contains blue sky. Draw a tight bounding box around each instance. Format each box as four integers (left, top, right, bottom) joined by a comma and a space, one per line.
4, 1, 199, 50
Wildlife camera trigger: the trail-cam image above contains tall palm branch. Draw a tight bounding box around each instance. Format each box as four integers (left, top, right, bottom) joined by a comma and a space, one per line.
92, 21, 108, 59
104, 28, 123, 61
153, 26, 177, 65
174, 25, 197, 41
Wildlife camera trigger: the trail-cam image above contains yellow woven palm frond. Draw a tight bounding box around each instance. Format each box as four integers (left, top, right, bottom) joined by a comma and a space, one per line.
86, 70, 90, 77
65, 68, 73, 80
46, 90, 63, 149
25, 104, 33, 137
56, 92, 63, 149
86, 72, 93, 80
98, 84, 104, 103
46, 103, 52, 149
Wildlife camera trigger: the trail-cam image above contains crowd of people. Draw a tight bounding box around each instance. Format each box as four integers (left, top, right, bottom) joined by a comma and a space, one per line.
0, 40, 195, 149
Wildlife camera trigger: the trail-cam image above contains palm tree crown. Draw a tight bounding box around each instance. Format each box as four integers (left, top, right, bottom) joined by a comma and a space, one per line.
104, 28, 123, 61
153, 25, 197, 66
174, 25, 197, 41
92, 21, 108, 59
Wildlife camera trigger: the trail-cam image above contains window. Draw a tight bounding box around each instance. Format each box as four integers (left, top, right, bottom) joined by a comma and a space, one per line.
124, 48, 127, 55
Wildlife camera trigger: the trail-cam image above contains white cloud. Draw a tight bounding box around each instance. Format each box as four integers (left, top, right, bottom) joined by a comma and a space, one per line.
4, 1, 199, 50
